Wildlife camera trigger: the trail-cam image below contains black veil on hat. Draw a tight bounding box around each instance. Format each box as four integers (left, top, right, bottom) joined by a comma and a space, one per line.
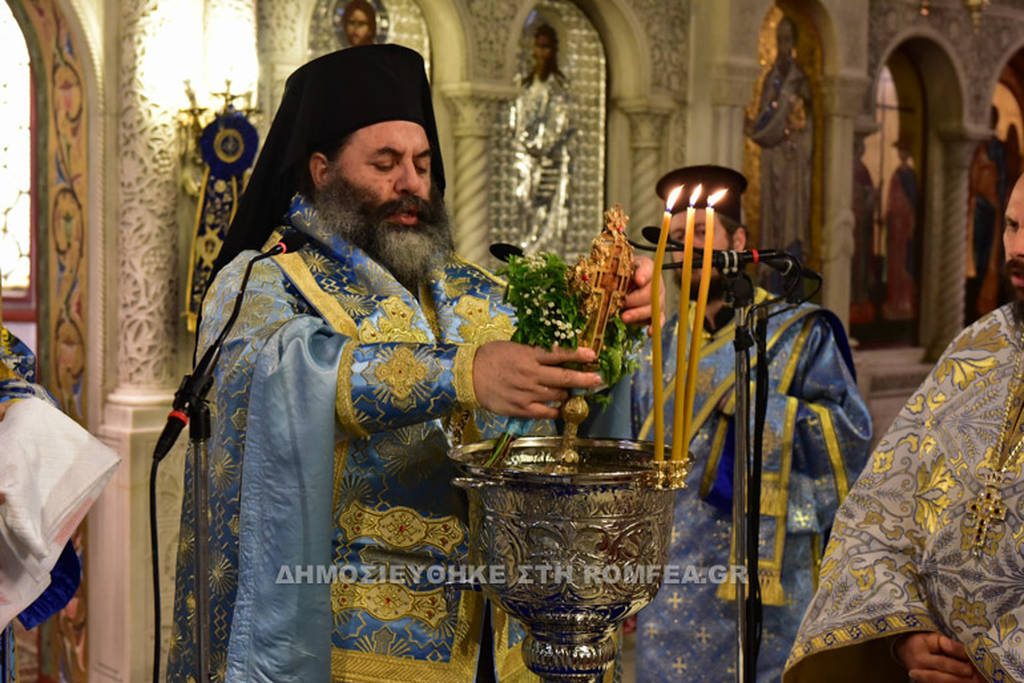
212, 44, 445, 279
655, 164, 747, 224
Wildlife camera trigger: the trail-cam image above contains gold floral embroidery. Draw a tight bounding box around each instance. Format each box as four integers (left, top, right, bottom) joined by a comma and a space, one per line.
872, 448, 894, 473
454, 296, 514, 344
374, 347, 430, 402
357, 296, 429, 343
933, 322, 1006, 390
339, 501, 465, 554
913, 455, 956, 534
950, 596, 992, 630
331, 581, 447, 629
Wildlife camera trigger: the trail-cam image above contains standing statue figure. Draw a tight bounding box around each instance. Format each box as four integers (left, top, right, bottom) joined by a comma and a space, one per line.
746, 16, 813, 260
850, 134, 878, 325
511, 23, 573, 253
966, 106, 1008, 322
882, 139, 919, 321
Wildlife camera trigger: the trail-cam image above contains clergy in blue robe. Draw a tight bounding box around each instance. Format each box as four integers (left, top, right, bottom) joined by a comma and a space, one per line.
1, 295, 82, 682
167, 45, 655, 682
591, 166, 871, 681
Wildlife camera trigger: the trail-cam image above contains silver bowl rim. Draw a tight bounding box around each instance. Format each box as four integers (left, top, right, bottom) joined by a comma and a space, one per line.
449, 436, 686, 487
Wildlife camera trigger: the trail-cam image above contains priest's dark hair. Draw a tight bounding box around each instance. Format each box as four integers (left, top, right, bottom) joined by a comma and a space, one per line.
211, 44, 445, 283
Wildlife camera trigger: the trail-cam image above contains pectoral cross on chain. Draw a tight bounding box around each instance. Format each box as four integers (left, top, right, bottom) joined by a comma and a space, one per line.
965, 478, 1007, 558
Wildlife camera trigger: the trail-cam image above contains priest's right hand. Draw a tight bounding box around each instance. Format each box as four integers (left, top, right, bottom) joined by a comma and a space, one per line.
472, 341, 602, 419
895, 632, 986, 683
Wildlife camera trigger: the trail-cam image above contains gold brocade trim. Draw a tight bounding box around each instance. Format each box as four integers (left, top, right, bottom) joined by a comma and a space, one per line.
716, 395, 797, 606
809, 532, 821, 593
333, 439, 348, 518
454, 255, 507, 287
338, 501, 464, 554
809, 403, 850, 501
273, 251, 359, 337
374, 347, 430, 400
0, 361, 16, 381
699, 416, 730, 499
358, 296, 430, 343
454, 345, 480, 409
454, 296, 515, 345
335, 342, 370, 438
331, 589, 484, 682
638, 302, 815, 441
760, 474, 787, 517
331, 581, 447, 629
785, 613, 940, 673
492, 607, 540, 682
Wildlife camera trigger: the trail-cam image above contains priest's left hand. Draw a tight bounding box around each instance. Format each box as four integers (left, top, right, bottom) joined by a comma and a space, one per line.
621, 256, 663, 334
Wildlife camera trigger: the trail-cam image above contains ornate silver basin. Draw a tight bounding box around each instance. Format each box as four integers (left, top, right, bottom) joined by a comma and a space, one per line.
450, 437, 690, 682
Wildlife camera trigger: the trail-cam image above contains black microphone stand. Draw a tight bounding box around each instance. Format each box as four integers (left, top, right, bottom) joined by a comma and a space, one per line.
718, 269, 759, 683
149, 234, 301, 682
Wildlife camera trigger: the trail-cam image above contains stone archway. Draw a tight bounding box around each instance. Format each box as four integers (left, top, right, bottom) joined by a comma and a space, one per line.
874, 34, 967, 359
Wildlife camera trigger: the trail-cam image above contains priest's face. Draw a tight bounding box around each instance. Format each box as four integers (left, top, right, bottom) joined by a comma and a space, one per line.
668, 209, 746, 300
311, 120, 452, 291
1004, 174, 1024, 303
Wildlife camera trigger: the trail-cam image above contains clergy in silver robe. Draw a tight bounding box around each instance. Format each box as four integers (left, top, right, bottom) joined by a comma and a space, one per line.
785, 302, 1024, 682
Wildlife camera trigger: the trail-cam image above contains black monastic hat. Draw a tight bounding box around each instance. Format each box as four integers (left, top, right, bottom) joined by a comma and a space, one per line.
212, 44, 444, 278
655, 164, 747, 224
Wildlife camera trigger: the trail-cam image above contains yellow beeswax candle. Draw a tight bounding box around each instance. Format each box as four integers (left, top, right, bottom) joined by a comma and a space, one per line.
682, 189, 728, 450
669, 185, 702, 462
651, 184, 684, 462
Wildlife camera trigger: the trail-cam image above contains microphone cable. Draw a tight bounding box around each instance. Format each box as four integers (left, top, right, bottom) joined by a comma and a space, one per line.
149, 232, 305, 683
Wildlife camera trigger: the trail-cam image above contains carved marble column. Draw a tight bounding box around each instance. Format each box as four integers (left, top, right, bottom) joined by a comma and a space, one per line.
93, 0, 203, 680
923, 137, 974, 361
622, 105, 671, 231
819, 76, 867, 331
443, 88, 505, 265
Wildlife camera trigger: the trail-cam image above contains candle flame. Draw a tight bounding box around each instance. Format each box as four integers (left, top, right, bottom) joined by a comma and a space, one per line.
707, 189, 727, 207
665, 185, 684, 212
689, 184, 703, 206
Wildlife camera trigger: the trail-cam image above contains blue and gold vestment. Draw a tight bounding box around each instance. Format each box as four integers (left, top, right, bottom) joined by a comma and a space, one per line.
168, 196, 540, 682
597, 291, 871, 681
785, 305, 1024, 683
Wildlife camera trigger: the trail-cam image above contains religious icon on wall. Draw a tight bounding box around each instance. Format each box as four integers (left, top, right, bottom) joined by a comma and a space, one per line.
966, 106, 1011, 323
882, 138, 919, 321
332, 0, 388, 48
849, 135, 879, 325
745, 14, 814, 262
511, 22, 574, 254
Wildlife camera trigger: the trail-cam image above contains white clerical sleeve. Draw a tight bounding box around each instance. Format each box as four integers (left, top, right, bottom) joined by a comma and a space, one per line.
0, 397, 120, 628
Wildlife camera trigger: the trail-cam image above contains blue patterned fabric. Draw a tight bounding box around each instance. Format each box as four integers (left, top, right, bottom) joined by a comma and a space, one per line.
169, 196, 543, 682
590, 294, 871, 682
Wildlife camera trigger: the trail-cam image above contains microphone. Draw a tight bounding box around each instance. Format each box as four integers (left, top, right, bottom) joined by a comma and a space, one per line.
153, 231, 308, 461
639, 226, 820, 280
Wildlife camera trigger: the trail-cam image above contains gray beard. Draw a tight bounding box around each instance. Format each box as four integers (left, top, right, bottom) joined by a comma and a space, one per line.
312, 175, 453, 293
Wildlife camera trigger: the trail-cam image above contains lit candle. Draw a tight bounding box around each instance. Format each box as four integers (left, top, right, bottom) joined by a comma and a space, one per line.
669, 185, 702, 462
651, 184, 684, 463
682, 189, 728, 450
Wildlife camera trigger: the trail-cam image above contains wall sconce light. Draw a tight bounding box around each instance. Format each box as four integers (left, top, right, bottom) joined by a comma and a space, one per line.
963, 0, 989, 31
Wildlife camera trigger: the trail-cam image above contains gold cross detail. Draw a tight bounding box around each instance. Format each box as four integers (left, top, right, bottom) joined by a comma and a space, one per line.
672, 657, 687, 674
667, 590, 684, 609
965, 484, 1007, 557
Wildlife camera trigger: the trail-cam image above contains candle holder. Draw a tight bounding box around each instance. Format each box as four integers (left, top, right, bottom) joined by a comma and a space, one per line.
450, 438, 692, 682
